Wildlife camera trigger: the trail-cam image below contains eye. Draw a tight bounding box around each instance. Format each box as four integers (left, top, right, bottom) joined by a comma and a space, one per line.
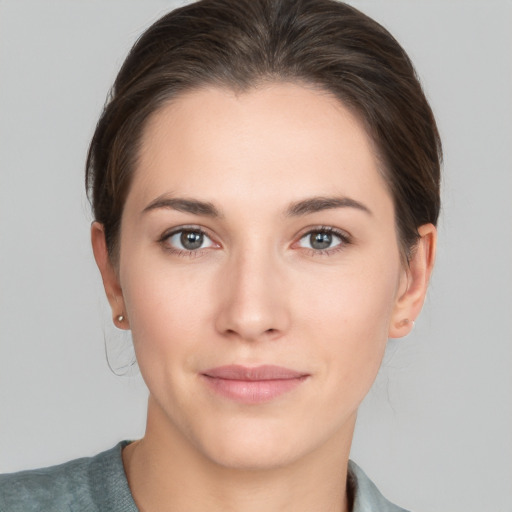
297, 228, 348, 252
163, 228, 216, 252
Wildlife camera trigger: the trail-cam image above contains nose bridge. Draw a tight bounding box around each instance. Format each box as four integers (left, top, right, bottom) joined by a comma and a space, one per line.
216, 237, 288, 340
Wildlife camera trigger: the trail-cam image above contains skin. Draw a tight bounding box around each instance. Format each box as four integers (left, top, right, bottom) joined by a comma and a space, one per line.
92, 83, 436, 512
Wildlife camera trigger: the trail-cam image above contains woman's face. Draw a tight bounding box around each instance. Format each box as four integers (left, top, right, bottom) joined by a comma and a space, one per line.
101, 83, 425, 469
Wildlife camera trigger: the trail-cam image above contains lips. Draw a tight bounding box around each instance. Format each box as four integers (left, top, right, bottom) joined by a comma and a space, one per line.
201, 365, 309, 404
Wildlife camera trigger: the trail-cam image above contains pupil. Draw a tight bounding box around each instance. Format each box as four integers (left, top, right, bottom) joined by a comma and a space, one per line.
181, 231, 203, 250
311, 232, 331, 250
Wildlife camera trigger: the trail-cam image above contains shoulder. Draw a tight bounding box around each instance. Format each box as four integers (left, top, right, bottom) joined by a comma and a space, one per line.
0, 441, 138, 512
348, 460, 411, 512
0, 453, 98, 511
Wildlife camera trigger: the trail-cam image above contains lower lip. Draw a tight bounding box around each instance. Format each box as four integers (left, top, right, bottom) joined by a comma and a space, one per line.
202, 375, 307, 404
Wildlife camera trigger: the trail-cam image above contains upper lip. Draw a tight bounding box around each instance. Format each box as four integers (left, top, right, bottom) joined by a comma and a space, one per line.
202, 365, 308, 381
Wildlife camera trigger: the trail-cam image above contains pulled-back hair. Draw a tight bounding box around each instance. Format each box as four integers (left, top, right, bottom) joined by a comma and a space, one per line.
86, 0, 441, 262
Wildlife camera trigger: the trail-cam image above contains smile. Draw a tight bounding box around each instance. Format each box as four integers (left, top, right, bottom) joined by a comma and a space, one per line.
201, 365, 309, 404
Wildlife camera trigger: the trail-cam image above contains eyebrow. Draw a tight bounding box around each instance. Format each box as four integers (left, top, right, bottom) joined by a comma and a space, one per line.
142, 194, 371, 218
285, 196, 372, 217
142, 196, 222, 217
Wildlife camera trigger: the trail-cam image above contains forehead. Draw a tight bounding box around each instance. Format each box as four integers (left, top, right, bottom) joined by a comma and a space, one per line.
128, 82, 391, 215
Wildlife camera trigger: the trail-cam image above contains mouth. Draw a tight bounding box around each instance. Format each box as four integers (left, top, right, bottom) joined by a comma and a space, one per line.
201, 365, 309, 404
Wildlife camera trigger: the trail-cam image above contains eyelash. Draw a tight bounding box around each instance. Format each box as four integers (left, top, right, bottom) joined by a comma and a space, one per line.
296, 226, 351, 257
158, 226, 216, 258
158, 225, 352, 258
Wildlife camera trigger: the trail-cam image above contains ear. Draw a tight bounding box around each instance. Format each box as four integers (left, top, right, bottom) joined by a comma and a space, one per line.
91, 222, 129, 330
388, 223, 437, 338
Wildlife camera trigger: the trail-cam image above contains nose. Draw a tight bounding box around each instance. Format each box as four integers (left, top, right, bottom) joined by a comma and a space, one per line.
214, 247, 290, 342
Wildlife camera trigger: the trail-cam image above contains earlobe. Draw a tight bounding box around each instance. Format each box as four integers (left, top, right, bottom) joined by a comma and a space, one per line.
91, 222, 129, 330
389, 223, 437, 338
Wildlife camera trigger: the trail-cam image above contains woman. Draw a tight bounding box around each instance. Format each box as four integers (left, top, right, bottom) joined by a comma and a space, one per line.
0, 0, 440, 510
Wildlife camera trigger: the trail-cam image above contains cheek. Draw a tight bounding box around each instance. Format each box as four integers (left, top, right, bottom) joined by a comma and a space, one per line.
298, 250, 399, 330
295, 255, 400, 399
119, 251, 217, 374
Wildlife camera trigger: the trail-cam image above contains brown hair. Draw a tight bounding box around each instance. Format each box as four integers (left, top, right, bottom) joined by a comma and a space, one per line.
86, 0, 441, 262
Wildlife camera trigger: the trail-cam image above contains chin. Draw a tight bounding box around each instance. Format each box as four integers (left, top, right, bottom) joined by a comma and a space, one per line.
191, 413, 340, 472
204, 438, 301, 472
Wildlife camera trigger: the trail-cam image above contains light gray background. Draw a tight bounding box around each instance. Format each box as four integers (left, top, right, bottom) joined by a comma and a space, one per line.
1, 1, 511, 511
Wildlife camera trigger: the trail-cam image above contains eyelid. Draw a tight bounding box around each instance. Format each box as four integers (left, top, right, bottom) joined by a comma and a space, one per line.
293, 225, 352, 254
158, 225, 221, 254
157, 224, 351, 256
158, 224, 214, 240
295, 225, 352, 242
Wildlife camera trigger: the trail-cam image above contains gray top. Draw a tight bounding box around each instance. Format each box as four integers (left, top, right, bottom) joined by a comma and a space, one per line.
0, 442, 410, 511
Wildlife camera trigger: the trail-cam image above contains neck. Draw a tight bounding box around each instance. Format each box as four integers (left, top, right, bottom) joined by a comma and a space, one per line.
123, 397, 355, 512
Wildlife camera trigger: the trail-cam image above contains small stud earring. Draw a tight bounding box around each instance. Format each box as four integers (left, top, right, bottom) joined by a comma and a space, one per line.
399, 318, 413, 328
404, 319, 415, 329
117, 315, 124, 323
